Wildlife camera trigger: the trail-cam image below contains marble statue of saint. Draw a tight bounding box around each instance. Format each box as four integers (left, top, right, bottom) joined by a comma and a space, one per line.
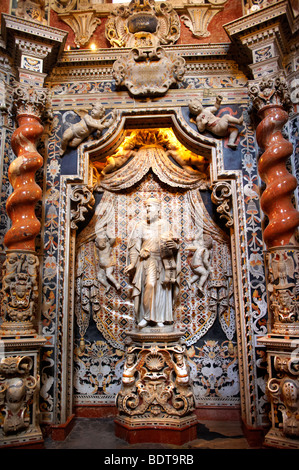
60, 102, 116, 155
125, 198, 180, 328
189, 95, 243, 149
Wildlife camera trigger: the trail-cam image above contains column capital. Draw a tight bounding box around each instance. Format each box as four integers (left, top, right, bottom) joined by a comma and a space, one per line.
12, 81, 49, 120
248, 73, 292, 112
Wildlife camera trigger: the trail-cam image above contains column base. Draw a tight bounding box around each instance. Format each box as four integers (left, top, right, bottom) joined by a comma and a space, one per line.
263, 428, 299, 449
115, 414, 198, 445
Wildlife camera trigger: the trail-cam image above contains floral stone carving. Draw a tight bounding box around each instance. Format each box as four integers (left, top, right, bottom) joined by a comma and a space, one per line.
112, 47, 185, 98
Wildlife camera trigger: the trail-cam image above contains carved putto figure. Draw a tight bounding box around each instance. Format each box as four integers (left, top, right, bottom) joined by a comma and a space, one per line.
187, 234, 213, 296
102, 141, 136, 175
189, 95, 243, 149
60, 103, 116, 155
125, 198, 180, 328
95, 229, 121, 293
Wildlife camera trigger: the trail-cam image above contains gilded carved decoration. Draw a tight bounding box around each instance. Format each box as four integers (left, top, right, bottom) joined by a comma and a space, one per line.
265, 248, 299, 335
70, 185, 95, 230
0, 355, 39, 435
267, 352, 299, 439
105, 0, 180, 49
59, 10, 101, 48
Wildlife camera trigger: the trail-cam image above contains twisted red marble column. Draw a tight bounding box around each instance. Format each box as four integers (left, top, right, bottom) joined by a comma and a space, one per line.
4, 114, 44, 251
256, 104, 299, 248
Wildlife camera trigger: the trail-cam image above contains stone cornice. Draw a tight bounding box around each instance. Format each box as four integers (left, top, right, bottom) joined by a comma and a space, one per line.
0, 14, 68, 73
223, 0, 294, 38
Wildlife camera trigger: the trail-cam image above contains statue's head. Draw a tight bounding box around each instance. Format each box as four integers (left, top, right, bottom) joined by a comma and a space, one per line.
91, 103, 105, 118
145, 197, 160, 222
188, 98, 203, 115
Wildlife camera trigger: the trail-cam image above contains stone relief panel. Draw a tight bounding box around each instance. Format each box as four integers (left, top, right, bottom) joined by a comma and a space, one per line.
72, 129, 239, 408
39, 79, 266, 425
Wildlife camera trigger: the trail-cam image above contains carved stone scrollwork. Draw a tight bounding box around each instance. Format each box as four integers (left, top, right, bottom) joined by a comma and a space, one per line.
267, 354, 299, 439
12, 81, 49, 120
116, 332, 196, 428
248, 75, 292, 112
112, 47, 185, 98
0, 355, 39, 435
105, 0, 180, 49
70, 185, 95, 230
211, 181, 233, 228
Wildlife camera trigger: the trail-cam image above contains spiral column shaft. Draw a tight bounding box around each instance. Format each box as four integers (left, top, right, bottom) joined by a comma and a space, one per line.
4, 115, 44, 251
256, 105, 299, 248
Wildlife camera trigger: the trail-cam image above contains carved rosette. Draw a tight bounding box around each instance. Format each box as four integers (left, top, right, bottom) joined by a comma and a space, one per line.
248, 75, 299, 248
116, 330, 196, 429
0, 355, 39, 436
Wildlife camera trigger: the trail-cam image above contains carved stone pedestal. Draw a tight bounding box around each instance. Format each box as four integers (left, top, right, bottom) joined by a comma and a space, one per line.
0, 336, 46, 447
115, 327, 197, 445
258, 335, 299, 449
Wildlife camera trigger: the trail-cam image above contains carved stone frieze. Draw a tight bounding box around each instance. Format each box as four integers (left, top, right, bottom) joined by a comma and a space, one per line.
0, 355, 39, 435
112, 47, 185, 97
211, 181, 234, 228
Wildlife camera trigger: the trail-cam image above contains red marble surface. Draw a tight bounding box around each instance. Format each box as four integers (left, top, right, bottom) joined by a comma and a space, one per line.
4, 115, 44, 251
256, 105, 299, 248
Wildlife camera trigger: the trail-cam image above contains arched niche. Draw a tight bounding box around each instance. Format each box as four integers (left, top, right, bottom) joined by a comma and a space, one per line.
56, 107, 256, 430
